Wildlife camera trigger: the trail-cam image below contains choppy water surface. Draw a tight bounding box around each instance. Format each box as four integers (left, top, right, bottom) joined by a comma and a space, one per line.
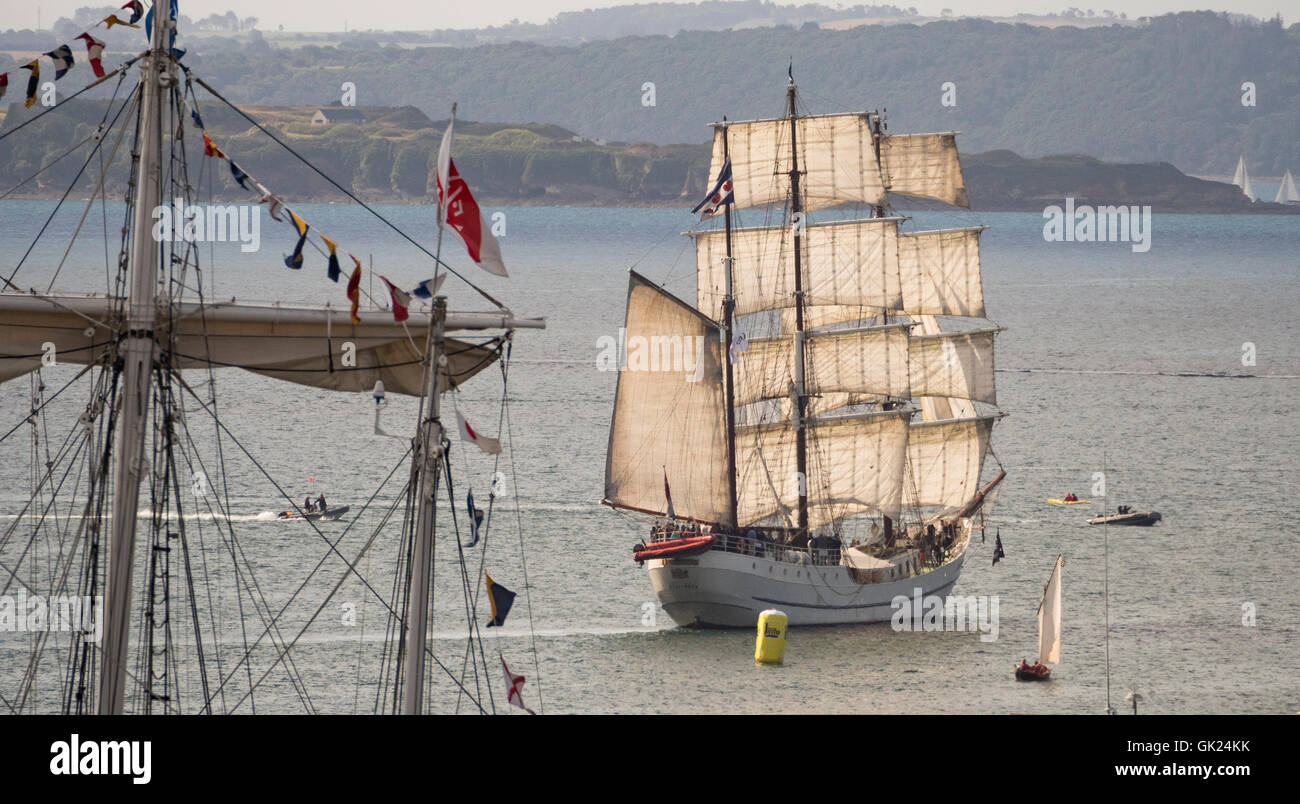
1, 202, 1296, 713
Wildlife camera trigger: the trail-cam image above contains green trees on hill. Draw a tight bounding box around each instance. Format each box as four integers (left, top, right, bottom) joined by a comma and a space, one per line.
174, 11, 1297, 177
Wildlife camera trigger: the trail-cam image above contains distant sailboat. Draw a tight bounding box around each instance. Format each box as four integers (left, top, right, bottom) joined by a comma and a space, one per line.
1274, 169, 1300, 204
1231, 156, 1255, 201
1015, 554, 1063, 681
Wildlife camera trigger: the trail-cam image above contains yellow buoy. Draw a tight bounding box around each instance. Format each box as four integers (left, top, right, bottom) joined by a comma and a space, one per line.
755, 609, 788, 665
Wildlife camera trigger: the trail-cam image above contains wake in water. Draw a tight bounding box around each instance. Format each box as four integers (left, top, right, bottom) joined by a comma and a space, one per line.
0, 511, 284, 522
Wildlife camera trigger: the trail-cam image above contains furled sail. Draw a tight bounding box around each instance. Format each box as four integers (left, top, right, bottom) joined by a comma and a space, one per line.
735, 410, 910, 527
879, 133, 969, 209
603, 272, 732, 524
905, 415, 996, 509
0, 295, 503, 393
695, 217, 902, 321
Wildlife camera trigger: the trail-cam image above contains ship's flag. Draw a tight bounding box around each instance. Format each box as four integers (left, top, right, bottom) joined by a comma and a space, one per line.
229, 160, 252, 191
284, 210, 309, 270
691, 157, 734, 217
45, 46, 74, 81
663, 469, 676, 519
411, 273, 447, 299
21, 61, 39, 109
485, 574, 515, 627
465, 489, 485, 547
256, 184, 285, 222
500, 654, 536, 714
436, 120, 508, 277
320, 235, 342, 282
103, 1, 141, 29
202, 131, 223, 158
122, 0, 145, 24
729, 324, 749, 364
346, 257, 362, 324
0, 74, 7, 102
378, 274, 410, 322
77, 34, 106, 78
455, 410, 502, 455
992, 530, 1005, 566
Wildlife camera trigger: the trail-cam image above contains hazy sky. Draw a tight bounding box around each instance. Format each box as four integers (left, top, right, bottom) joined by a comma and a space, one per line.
20, 1, 1294, 32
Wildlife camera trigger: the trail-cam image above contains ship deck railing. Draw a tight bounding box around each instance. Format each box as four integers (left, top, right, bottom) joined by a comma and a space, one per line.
647, 528, 962, 572
646, 529, 843, 566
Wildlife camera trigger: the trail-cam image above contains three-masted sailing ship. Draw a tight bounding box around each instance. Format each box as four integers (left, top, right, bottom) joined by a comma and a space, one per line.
604, 78, 1005, 627
0, 4, 542, 714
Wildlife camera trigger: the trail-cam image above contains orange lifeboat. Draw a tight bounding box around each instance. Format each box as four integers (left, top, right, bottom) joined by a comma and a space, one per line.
633, 534, 714, 564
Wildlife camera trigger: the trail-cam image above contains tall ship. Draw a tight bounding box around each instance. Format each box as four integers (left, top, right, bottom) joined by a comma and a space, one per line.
604, 77, 1005, 627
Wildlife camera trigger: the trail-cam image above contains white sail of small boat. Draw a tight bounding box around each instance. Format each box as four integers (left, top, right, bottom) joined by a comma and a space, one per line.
604, 75, 1006, 627
1015, 554, 1062, 681
1038, 554, 1063, 665
1231, 155, 1255, 201
1274, 169, 1299, 204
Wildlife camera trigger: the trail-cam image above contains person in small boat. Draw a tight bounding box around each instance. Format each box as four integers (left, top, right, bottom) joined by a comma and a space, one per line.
317, 494, 327, 512
1064, 493, 1077, 502
303, 496, 314, 513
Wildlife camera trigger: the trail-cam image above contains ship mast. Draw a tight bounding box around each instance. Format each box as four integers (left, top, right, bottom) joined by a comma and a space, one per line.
720, 121, 739, 529
99, 0, 172, 714
870, 108, 896, 545
402, 104, 457, 714
786, 77, 809, 534
401, 296, 446, 715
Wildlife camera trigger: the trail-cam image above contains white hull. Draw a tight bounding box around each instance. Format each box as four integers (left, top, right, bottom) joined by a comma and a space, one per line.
647, 543, 967, 627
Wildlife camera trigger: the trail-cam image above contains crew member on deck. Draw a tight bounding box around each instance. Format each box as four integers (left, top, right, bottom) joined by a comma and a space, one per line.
317, 493, 327, 512
304, 496, 314, 513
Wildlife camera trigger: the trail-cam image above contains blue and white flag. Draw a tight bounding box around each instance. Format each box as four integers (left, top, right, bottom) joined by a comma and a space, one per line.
691, 158, 734, 217
45, 46, 74, 80
411, 273, 447, 299
465, 489, 485, 548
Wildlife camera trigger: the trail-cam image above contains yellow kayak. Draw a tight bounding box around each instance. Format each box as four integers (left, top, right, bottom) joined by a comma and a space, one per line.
1047, 498, 1091, 505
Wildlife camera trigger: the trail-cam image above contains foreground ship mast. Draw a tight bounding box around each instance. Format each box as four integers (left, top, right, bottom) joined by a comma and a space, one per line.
100, 0, 171, 715
604, 77, 1005, 627
0, 7, 543, 713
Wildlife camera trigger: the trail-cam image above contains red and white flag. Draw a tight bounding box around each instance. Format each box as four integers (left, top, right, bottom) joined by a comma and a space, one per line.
455, 410, 501, 455
76, 34, 106, 78
500, 654, 536, 715
378, 274, 410, 322
436, 117, 508, 277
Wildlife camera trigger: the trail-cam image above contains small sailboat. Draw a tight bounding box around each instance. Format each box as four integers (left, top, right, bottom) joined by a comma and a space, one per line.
1274, 169, 1300, 204
1231, 156, 1256, 202
1015, 554, 1063, 681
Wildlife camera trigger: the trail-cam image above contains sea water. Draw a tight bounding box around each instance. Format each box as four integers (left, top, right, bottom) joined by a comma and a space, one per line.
0, 201, 1296, 713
